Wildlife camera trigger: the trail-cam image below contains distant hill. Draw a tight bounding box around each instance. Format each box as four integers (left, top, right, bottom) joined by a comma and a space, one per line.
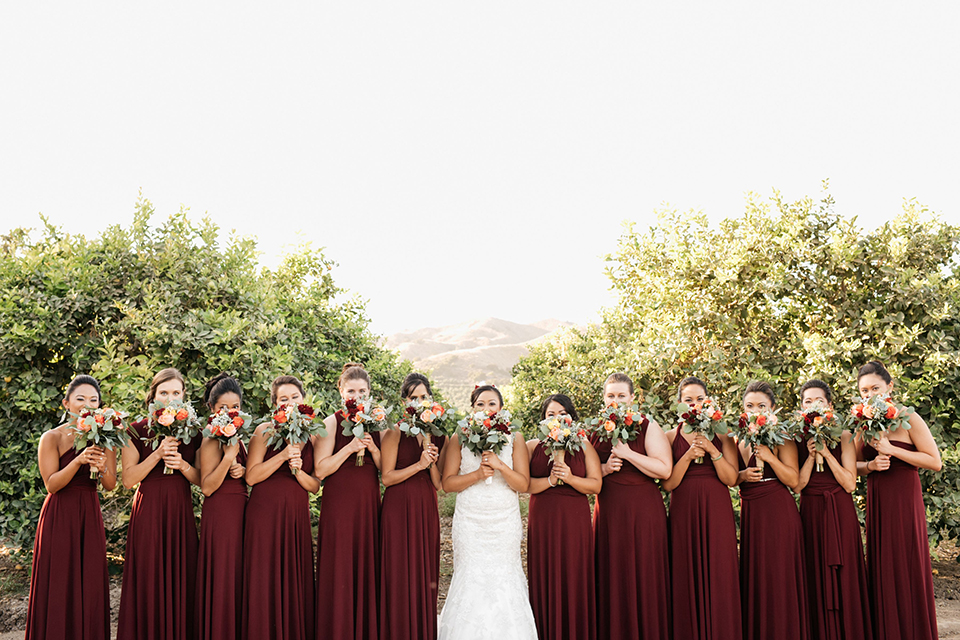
384, 317, 573, 409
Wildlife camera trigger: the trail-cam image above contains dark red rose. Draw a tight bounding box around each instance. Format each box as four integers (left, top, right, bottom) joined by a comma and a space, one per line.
681, 413, 691, 422
228, 410, 239, 418
493, 425, 510, 433
406, 407, 416, 415
112, 417, 123, 426
298, 404, 313, 415
609, 413, 617, 421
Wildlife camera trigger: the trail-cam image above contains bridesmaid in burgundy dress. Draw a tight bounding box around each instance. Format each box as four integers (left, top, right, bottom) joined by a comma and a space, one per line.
315, 363, 382, 640
794, 379, 871, 640
26, 375, 114, 640
855, 361, 941, 639
526, 393, 601, 640
196, 373, 248, 640
118, 368, 201, 640
735, 380, 809, 640
242, 375, 320, 640
379, 372, 442, 640
663, 376, 741, 640
591, 372, 672, 640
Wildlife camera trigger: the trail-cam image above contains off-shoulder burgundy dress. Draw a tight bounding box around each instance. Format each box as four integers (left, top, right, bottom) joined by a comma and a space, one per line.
197, 443, 248, 640
241, 442, 315, 640
738, 451, 809, 640
26, 447, 110, 640
798, 442, 871, 640
117, 421, 200, 640
669, 434, 741, 640
863, 440, 937, 639
315, 411, 381, 640
379, 433, 440, 640
527, 442, 595, 640
591, 429, 670, 640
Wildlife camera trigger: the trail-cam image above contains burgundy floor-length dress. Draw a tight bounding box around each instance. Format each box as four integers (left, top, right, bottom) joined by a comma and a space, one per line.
527, 443, 596, 640
591, 430, 670, 640
197, 444, 248, 640
798, 443, 872, 640
26, 448, 110, 640
241, 442, 315, 640
117, 421, 200, 640
738, 452, 810, 640
670, 434, 741, 640
379, 434, 440, 640
316, 412, 381, 640
863, 441, 938, 639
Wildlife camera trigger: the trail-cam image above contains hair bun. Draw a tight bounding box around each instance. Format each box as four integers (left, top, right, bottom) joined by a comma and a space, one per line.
341, 362, 365, 373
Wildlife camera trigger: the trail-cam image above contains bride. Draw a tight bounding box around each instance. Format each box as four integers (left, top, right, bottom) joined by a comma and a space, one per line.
438, 384, 537, 640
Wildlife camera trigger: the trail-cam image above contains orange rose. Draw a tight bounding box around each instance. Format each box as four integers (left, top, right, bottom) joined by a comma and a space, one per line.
274, 411, 288, 424
604, 420, 615, 432
372, 407, 386, 421
483, 419, 492, 428
352, 414, 363, 423
885, 406, 897, 419
813, 416, 823, 426
78, 420, 92, 432
232, 416, 245, 428
432, 403, 444, 416
624, 414, 634, 426
95, 414, 106, 425
756, 415, 767, 427
175, 409, 188, 421
712, 411, 723, 421
825, 411, 834, 421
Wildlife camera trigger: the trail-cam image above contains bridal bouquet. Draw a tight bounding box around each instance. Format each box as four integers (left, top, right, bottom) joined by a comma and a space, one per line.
70, 407, 129, 479
341, 397, 390, 466
848, 394, 914, 443
397, 397, 454, 468
538, 414, 587, 485
263, 402, 328, 475
732, 410, 787, 472
458, 408, 517, 484
586, 401, 649, 445
677, 397, 729, 463
202, 407, 255, 447
790, 403, 843, 472
144, 399, 201, 474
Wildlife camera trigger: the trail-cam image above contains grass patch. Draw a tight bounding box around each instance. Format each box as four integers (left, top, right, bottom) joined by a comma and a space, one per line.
439, 491, 457, 518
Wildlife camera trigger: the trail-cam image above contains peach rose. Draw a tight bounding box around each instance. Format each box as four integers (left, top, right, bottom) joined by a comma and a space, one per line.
222, 424, 237, 437
372, 407, 386, 421
813, 416, 823, 426
158, 413, 175, 426
432, 403, 444, 416
95, 414, 106, 426
862, 405, 875, 419
604, 420, 615, 432
421, 409, 436, 423
175, 409, 188, 421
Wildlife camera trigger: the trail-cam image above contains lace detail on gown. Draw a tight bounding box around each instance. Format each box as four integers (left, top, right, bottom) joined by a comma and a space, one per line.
437, 440, 537, 640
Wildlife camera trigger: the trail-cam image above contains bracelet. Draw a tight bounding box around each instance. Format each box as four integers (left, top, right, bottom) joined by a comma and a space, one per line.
548, 477, 557, 487
711, 452, 723, 462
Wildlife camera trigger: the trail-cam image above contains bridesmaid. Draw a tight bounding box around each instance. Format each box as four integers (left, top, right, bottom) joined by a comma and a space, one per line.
379, 372, 442, 640
735, 380, 809, 640
242, 375, 320, 640
315, 363, 383, 640
526, 393, 601, 640
591, 372, 672, 640
118, 367, 201, 640
26, 375, 114, 640
855, 360, 941, 639
663, 376, 741, 640
794, 379, 872, 640
196, 373, 248, 640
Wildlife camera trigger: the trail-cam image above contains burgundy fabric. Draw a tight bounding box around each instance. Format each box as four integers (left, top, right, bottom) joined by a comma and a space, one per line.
863, 441, 938, 639
798, 442, 872, 640
197, 443, 248, 640
379, 433, 440, 640
590, 428, 670, 639
241, 442, 315, 640
26, 448, 110, 640
738, 451, 810, 640
117, 421, 200, 640
526, 442, 596, 640
316, 412, 381, 640
669, 434, 741, 640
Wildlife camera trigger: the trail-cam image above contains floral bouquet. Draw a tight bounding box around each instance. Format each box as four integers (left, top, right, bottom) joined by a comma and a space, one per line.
789, 403, 843, 472
70, 407, 129, 479
397, 397, 454, 468
677, 397, 729, 463
341, 397, 390, 466
732, 410, 787, 472
457, 409, 517, 485
538, 414, 587, 485
202, 407, 255, 447
848, 394, 915, 444
263, 402, 328, 475
145, 399, 201, 474
586, 401, 649, 445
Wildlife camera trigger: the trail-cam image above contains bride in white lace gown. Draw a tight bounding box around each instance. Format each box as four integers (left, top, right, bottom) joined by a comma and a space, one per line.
438, 386, 537, 640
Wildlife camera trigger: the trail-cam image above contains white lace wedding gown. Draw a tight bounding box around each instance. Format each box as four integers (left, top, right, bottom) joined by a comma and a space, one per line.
437, 440, 537, 640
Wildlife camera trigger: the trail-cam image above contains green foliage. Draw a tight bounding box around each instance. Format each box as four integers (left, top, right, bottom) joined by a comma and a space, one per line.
510, 186, 960, 544
0, 196, 410, 552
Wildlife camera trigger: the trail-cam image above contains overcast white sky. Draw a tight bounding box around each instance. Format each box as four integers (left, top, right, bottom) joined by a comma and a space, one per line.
1, 3, 958, 335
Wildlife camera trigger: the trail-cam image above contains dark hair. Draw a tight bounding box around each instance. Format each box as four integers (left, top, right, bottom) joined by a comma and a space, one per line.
338, 362, 371, 390
400, 372, 432, 399
146, 368, 185, 406
271, 375, 305, 406
65, 375, 101, 401
857, 360, 893, 385
470, 384, 504, 408
743, 380, 777, 407
677, 376, 708, 400
540, 394, 578, 421
604, 372, 634, 396
799, 379, 833, 405
203, 373, 243, 410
